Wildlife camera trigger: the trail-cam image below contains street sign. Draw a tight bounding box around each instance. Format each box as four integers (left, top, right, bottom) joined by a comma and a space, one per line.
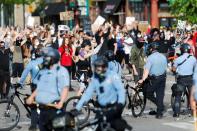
60, 11, 74, 21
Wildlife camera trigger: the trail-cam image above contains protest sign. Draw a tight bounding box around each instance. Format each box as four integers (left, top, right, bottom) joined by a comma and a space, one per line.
58, 25, 70, 31
60, 11, 74, 21
126, 17, 135, 25
26, 16, 40, 27
138, 21, 149, 33
91, 15, 106, 34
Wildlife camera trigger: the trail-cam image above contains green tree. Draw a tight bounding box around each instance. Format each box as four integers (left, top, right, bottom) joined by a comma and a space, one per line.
0, 0, 35, 4
169, 0, 197, 24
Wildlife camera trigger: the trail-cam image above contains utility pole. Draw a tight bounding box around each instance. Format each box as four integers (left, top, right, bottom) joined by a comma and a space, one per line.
23, 0, 25, 28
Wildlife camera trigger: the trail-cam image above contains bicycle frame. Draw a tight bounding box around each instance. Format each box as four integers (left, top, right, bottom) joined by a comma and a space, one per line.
9, 87, 31, 116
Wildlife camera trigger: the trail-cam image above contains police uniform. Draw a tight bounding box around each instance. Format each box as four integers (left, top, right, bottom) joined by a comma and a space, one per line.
35, 64, 70, 131
76, 70, 125, 110
108, 60, 122, 76
173, 53, 196, 115
20, 57, 43, 86
19, 57, 43, 129
76, 70, 125, 126
144, 51, 167, 117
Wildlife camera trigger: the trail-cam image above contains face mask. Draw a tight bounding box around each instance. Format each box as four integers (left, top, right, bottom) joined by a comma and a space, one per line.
35, 40, 40, 46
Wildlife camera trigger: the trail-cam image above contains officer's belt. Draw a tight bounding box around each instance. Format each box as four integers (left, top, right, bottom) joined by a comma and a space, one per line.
149, 73, 166, 79
38, 100, 60, 110
99, 102, 117, 108
177, 75, 192, 79
39, 104, 57, 110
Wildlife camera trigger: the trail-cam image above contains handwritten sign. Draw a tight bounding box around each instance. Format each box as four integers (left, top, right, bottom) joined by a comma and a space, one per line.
60, 11, 74, 21
91, 15, 106, 34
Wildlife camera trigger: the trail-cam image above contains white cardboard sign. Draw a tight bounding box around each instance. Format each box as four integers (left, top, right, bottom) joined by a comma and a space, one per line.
91, 16, 106, 34
126, 17, 135, 25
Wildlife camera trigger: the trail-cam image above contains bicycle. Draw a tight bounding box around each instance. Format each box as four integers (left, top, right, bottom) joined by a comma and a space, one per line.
122, 74, 146, 117
76, 107, 132, 131
0, 83, 32, 131
64, 75, 96, 126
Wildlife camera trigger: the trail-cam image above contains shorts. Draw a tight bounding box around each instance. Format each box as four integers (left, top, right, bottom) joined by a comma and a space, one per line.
12, 63, 24, 77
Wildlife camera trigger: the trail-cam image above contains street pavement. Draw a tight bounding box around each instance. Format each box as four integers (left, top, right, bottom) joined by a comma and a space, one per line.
2, 71, 194, 131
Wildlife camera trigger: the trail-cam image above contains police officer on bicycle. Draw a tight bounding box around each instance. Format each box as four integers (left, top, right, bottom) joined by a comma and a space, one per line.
75, 56, 130, 130
26, 47, 70, 131
172, 43, 196, 117
138, 42, 167, 119
19, 44, 43, 131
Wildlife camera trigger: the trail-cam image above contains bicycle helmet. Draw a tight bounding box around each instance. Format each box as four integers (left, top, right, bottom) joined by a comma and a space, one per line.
147, 42, 160, 55
104, 50, 115, 62
93, 56, 108, 80
42, 47, 60, 68
180, 43, 191, 54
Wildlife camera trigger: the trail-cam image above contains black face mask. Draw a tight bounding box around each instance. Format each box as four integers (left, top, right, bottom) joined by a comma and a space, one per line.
42, 57, 52, 69
94, 73, 106, 83
136, 42, 144, 49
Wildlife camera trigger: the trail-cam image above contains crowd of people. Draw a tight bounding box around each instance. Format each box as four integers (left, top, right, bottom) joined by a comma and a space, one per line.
0, 22, 197, 131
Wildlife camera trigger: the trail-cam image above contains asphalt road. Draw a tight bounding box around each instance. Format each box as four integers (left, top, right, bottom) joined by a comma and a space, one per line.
0, 71, 194, 131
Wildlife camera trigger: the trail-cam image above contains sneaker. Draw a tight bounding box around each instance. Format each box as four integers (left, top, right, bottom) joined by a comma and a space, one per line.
149, 110, 157, 115
28, 125, 37, 131
173, 113, 179, 118
156, 114, 163, 119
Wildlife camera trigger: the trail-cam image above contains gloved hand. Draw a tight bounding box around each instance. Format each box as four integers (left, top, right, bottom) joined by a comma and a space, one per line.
116, 103, 124, 113
70, 109, 80, 116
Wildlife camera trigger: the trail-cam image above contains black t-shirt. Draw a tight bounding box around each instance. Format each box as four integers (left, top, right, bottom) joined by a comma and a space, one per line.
107, 38, 116, 51
77, 59, 90, 71
0, 49, 11, 72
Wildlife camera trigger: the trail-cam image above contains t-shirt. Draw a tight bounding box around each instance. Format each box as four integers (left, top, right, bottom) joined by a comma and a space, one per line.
107, 38, 116, 51
0, 49, 10, 72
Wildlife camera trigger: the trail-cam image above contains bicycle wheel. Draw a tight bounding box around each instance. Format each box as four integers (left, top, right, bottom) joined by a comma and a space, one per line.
0, 100, 20, 131
64, 96, 90, 125
131, 89, 146, 117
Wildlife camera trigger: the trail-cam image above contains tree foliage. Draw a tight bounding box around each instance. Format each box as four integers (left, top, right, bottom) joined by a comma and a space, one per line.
169, 0, 197, 24
0, 0, 35, 5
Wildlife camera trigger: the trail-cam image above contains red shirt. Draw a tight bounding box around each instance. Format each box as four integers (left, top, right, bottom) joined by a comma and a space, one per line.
58, 45, 73, 66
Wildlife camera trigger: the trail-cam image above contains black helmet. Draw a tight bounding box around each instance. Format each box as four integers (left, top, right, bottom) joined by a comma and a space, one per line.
104, 50, 115, 61
93, 56, 108, 80
147, 42, 159, 55
180, 43, 191, 54
42, 47, 60, 68
93, 56, 108, 68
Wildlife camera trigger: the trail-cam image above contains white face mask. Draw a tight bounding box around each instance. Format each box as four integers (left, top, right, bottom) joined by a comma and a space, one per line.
35, 40, 39, 46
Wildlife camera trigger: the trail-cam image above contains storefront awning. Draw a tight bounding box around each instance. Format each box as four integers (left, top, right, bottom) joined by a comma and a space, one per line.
44, 2, 65, 16
103, 0, 121, 14
32, 2, 65, 16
